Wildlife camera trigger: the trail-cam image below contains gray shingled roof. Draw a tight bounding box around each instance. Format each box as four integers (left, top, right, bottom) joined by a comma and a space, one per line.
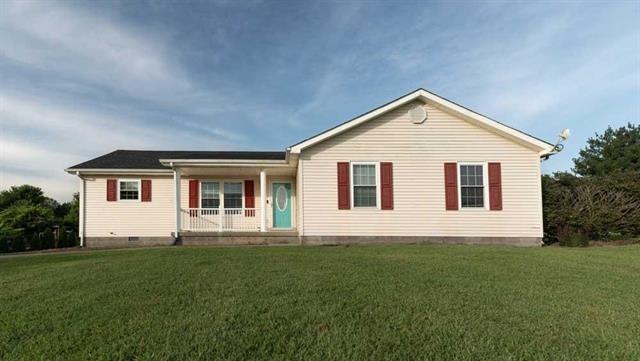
68, 150, 287, 170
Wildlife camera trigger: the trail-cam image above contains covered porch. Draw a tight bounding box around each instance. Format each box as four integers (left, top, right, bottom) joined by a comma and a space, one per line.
164, 154, 298, 236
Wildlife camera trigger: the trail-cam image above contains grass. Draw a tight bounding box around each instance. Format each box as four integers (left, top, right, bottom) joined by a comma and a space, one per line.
1, 244, 639, 361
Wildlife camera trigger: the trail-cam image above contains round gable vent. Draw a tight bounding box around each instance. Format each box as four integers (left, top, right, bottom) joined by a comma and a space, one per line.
408, 105, 427, 124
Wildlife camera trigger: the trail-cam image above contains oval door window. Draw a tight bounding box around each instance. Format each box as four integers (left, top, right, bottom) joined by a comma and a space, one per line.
276, 185, 287, 211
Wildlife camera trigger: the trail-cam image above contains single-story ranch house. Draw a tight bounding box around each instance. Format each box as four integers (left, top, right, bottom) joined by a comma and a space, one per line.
66, 89, 555, 248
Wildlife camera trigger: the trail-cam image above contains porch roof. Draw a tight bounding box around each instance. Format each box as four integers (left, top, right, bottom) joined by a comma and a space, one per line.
66, 150, 287, 172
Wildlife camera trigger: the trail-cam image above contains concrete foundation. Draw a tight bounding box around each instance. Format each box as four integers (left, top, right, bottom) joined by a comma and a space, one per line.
84, 234, 542, 248
301, 235, 543, 247
84, 237, 175, 248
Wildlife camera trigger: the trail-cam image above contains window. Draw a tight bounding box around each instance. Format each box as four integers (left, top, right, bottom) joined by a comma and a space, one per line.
201, 182, 220, 208
119, 180, 139, 200
459, 164, 485, 208
275, 185, 288, 212
352, 163, 377, 207
224, 182, 243, 209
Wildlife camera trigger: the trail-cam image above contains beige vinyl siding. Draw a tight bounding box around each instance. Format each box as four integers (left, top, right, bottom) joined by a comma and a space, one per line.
300, 101, 543, 238
84, 175, 174, 237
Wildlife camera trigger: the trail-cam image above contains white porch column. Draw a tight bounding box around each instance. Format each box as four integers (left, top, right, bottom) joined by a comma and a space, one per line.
260, 169, 267, 232
77, 172, 85, 247
174, 167, 181, 238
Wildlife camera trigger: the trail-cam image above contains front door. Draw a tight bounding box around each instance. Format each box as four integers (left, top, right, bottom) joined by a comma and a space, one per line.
272, 182, 292, 229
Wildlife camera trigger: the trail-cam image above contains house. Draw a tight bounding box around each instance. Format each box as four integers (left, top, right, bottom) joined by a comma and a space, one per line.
65, 89, 554, 248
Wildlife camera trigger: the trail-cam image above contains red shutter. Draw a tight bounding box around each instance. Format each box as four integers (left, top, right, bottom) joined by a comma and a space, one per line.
489, 162, 503, 211
141, 180, 152, 202
337, 162, 350, 210
107, 179, 117, 201
444, 163, 458, 210
244, 180, 255, 217
188, 180, 199, 217
189, 180, 199, 208
380, 162, 393, 210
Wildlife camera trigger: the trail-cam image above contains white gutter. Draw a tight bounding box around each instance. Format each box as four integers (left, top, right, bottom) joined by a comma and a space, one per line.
160, 162, 294, 168
158, 159, 289, 166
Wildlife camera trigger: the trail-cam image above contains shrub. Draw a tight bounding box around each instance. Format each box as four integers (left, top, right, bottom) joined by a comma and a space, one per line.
57, 230, 68, 248
12, 237, 26, 252
41, 228, 55, 249
67, 230, 78, 247
0, 237, 9, 253
543, 172, 640, 245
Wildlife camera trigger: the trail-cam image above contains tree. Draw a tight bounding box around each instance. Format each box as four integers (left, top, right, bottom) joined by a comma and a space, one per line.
0, 185, 47, 211
543, 173, 640, 245
0, 202, 55, 243
42, 228, 55, 249
573, 123, 639, 176
57, 229, 68, 248
63, 193, 80, 235
543, 123, 640, 245
0, 184, 79, 252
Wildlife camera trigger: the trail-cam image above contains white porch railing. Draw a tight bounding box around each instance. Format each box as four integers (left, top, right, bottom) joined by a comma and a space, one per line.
180, 208, 261, 232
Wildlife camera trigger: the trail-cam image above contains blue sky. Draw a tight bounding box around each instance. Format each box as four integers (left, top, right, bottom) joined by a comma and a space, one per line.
1, 0, 639, 201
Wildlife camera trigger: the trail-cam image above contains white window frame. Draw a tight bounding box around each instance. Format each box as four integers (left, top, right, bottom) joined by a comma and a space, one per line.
457, 162, 488, 210
350, 162, 380, 209
222, 181, 244, 210
117, 179, 141, 202
199, 179, 244, 209
200, 181, 221, 209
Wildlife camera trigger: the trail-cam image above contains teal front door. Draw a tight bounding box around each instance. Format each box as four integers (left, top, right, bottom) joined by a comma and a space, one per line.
272, 182, 292, 229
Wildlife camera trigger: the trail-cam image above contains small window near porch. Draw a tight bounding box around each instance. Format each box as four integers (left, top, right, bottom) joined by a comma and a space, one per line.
224, 182, 243, 209
119, 180, 139, 200
201, 182, 220, 208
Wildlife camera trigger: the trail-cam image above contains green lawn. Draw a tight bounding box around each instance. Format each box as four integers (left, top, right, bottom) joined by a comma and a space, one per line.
1, 245, 639, 360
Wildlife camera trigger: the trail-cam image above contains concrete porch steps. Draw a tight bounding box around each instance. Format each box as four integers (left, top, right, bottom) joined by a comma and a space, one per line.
179, 231, 299, 246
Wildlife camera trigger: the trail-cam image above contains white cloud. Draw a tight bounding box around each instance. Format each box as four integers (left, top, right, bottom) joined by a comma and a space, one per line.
0, 1, 252, 201
1, 169, 78, 204
1, 94, 176, 152
0, 139, 79, 202
364, 4, 639, 125
0, 94, 239, 201
0, 0, 192, 103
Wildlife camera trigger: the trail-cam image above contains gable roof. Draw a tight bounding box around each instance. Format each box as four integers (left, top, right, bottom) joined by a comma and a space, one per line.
66, 88, 553, 174
67, 150, 287, 171
288, 88, 554, 154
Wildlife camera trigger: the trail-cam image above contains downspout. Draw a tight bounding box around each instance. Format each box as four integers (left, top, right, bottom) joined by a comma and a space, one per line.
172, 162, 181, 244
76, 171, 85, 247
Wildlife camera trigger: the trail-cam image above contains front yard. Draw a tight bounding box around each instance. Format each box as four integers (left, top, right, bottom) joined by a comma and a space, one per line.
1, 244, 638, 360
